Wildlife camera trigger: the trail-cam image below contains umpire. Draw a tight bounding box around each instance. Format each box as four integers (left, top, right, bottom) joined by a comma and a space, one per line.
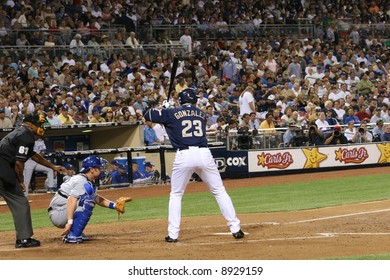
0, 112, 65, 248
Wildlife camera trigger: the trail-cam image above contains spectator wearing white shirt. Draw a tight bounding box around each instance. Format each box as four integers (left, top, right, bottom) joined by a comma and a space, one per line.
152, 123, 167, 143
179, 28, 193, 53
45, 107, 62, 126
333, 100, 346, 123
315, 112, 330, 132
69, 34, 85, 58
304, 67, 317, 86
313, 65, 325, 80
125, 32, 142, 49
238, 86, 255, 117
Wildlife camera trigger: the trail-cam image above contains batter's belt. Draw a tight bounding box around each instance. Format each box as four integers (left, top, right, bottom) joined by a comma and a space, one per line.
177, 146, 207, 151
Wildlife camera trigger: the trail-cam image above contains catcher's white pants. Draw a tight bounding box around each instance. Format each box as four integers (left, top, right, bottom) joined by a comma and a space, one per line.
23, 159, 55, 195
168, 147, 241, 240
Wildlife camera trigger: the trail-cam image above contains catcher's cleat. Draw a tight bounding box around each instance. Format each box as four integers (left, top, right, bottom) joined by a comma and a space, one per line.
15, 238, 41, 248
165, 236, 178, 243
232, 230, 245, 239
80, 233, 90, 241
63, 234, 83, 244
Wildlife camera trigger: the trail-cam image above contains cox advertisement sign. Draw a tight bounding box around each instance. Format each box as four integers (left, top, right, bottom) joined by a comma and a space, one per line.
210, 147, 248, 178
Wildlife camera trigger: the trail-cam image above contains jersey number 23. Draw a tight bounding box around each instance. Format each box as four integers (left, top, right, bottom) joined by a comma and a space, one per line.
182, 120, 203, 137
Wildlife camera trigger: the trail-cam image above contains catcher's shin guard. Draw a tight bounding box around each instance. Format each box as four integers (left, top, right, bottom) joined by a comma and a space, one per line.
69, 199, 95, 238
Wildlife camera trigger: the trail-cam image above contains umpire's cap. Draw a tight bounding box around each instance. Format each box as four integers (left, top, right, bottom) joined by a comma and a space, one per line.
80, 156, 102, 173
178, 87, 199, 105
23, 112, 47, 127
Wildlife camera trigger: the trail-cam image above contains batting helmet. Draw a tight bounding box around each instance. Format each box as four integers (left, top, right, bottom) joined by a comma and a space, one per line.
80, 156, 102, 173
178, 87, 199, 105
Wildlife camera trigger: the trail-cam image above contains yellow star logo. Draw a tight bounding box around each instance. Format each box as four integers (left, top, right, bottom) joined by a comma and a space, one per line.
302, 148, 328, 168
377, 143, 390, 163
257, 152, 266, 167
335, 148, 343, 162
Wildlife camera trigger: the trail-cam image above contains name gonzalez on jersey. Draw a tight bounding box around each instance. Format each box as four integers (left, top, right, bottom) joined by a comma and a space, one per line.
174, 109, 206, 120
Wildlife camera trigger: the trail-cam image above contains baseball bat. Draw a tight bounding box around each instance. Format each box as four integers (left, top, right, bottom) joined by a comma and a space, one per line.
167, 56, 179, 100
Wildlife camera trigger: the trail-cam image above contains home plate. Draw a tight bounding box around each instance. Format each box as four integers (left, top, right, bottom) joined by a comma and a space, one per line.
213, 232, 248, 236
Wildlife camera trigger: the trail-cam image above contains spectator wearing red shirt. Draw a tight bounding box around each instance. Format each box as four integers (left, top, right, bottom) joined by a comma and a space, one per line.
355, 105, 370, 122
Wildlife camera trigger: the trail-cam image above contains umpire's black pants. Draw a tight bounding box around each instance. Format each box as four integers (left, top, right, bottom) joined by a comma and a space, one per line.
0, 179, 33, 240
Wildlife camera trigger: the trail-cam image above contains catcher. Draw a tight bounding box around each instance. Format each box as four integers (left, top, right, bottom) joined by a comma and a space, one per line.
48, 156, 132, 243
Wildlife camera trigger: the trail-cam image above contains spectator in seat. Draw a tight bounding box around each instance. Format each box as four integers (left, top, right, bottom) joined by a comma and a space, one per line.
58, 105, 76, 125
372, 118, 385, 141
0, 108, 13, 128
351, 123, 372, 143
381, 125, 390, 142
325, 109, 339, 126
355, 105, 370, 122
144, 120, 163, 146
259, 112, 276, 134
73, 106, 89, 124
343, 107, 361, 125
306, 122, 324, 146
344, 120, 358, 142
208, 116, 226, 131
324, 125, 348, 145
10, 105, 24, 127
89, 108, 106, 123
370, 107, 382, 124
283, 121, 299, 146
44, 107, 62, 126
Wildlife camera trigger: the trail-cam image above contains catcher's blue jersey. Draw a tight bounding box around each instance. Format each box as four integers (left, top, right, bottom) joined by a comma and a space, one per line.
144, 104, 208, 149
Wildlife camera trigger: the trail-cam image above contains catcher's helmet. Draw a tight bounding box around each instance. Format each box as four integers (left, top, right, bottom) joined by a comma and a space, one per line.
178, 87, 199, 105
80, 156, 102, 173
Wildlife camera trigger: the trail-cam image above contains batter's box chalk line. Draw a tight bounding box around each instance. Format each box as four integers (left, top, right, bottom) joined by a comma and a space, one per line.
213, 231, 249, 236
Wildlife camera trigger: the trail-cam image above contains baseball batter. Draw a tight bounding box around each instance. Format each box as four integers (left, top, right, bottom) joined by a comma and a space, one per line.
144, 87, 244, 242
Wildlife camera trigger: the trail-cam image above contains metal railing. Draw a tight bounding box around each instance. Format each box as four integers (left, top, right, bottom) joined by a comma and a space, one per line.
137, 23, 315, 41
0, 43, 186, 62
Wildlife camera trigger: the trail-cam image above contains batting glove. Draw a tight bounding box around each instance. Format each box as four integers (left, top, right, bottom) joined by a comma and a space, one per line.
162, 100, 171, 109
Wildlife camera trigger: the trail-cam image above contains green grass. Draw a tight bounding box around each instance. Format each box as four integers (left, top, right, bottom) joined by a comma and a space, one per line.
1, 173, 390, 232
326, 254, 390, 260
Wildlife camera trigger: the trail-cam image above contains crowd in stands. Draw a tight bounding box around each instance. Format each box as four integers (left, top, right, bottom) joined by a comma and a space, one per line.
0, 0, 390, 148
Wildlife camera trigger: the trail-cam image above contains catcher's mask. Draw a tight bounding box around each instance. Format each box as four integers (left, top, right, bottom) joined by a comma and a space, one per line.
23, 112, 48, 136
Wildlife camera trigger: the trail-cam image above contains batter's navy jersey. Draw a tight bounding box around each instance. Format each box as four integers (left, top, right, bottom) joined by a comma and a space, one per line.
144, 105, 208, 149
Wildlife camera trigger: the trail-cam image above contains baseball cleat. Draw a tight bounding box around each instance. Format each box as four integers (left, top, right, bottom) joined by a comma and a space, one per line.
232, 230, 245, 239
15, 238, 41, 248
165, 236, 178, 243
63, 234, 83, 244
80, 233, 90, 241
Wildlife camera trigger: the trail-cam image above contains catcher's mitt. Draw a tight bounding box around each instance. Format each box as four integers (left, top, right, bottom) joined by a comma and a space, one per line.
115, 197, 132, 214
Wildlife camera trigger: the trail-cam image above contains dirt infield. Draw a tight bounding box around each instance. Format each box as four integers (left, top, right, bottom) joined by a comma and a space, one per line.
0, 166, 390, 260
